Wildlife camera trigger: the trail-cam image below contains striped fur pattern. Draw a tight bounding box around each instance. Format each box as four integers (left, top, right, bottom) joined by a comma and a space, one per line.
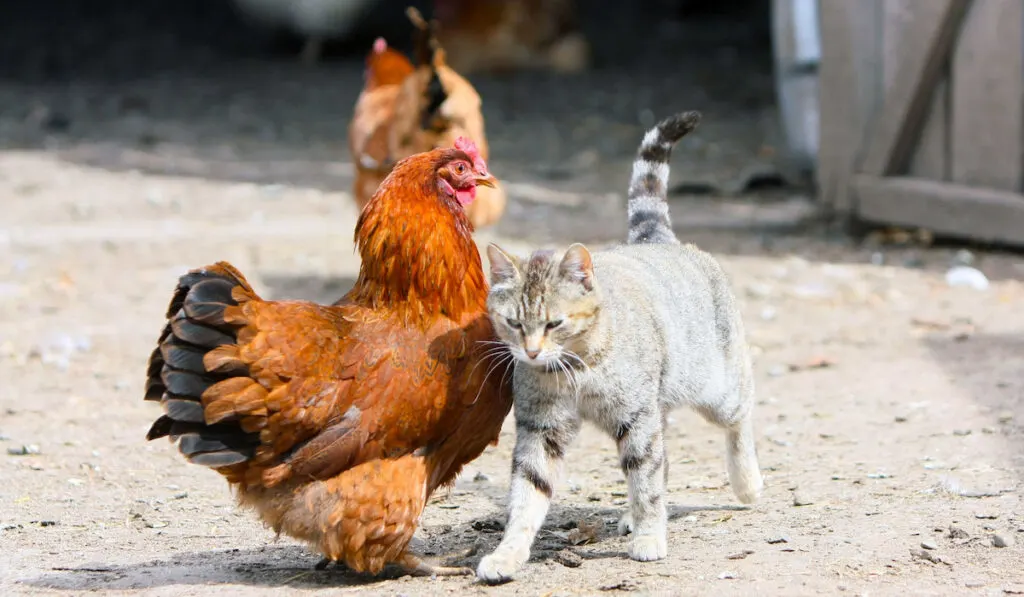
477, 111, 763, 584
627, 111, 701, 245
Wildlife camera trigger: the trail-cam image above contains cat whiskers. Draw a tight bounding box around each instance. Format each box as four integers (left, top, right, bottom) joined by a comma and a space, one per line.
471, 341, 517, 404
558, 349, 590, 403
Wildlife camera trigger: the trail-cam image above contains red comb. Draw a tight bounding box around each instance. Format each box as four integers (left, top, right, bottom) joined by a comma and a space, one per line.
372, 37, 387, 54
454, 136, 479, 160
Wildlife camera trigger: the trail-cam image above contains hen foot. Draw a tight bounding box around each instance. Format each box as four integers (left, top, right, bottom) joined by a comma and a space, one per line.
399, 553, 473, 577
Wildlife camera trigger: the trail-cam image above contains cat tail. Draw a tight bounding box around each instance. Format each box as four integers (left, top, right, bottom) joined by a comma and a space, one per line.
626, 111, 701, 245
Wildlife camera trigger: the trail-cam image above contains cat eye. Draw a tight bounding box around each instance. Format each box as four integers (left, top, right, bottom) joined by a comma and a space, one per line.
506, 318, 523, 330
545, 319, 564, 330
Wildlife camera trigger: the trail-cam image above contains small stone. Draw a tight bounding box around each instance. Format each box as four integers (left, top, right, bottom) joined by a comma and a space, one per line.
953, 429, 972, 437
718, 571, 737, 580
975, 512, 999, 520
172, 492, 188, 500
587, 493, 602, 502
726, 550, 754, 560
945, 266, 989, 290
792, 492, 813, 507
766, 535, 790, 544
982, 427, 996, 434
920, 540, 938, 550
894, 415, 908, 423
472, 472, 491, 482
948, 526, 969, 539
992, 534, 1015, 548
67, 478, 84, 487
998, 412, 1013, 424
760, 306, 777, 321
767, 365, 788, 377
7, 444, 40, 456
610, 490, 628, 498
964, 581, 985, 588
554, 549, 582, 568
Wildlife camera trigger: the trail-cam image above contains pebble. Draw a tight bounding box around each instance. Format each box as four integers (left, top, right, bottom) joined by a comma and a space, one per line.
553, 549, 582, 568
948, 526, 969, 539
998, 412, 1014, 424
964, 581, 985, 588
472, 472, 491, 482
792, 492, 813, 507
992, 534, 1014, 548
587, 493, 602, 502
766, 535, 790, 544
920, 540, 938, 550
7, 444, 40, 456
953, 429, 972, 437
718, 572, 737, 580
945, 266, 989, 290
767, 365, 788, 377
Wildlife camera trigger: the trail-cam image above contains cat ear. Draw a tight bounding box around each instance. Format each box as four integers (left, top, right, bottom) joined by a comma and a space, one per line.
559, 243, 594, 291
486, 243, 520, 286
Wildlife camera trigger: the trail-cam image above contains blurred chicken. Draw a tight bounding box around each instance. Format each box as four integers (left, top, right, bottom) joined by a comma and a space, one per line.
349, 7, 506, 229
144, 139, 514, 576
433, 0, 589, 74
230, 0, 382, 63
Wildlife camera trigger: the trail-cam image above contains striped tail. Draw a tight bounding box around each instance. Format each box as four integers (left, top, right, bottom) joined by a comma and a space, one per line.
626, 111, 701, 245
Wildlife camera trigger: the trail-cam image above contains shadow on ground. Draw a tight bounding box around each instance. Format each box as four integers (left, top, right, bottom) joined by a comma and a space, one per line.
924, 333, 1024, 483
22, 502, 748, 591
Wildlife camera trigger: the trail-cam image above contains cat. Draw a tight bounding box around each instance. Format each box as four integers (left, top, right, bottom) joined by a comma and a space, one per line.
476, 111, 764, 584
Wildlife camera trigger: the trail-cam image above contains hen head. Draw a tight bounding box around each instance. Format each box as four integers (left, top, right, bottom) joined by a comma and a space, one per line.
434, 137, 496, 207
364, 37, 413, 89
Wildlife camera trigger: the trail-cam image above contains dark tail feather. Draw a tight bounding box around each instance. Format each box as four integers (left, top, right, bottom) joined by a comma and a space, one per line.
143, 263, 259, 468
626, 111, 701, 245
407, 6, 449, 132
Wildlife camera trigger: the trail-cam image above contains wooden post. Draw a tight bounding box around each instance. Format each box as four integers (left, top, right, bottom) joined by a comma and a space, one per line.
951, 0, 1024, 192
883, 0, 950, 180
857, 0, 971, 178
817, 0, 883, 213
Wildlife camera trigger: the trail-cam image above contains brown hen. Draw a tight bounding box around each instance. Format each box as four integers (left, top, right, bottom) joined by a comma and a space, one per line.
144, 138, 514, 576
348, 7, 505, 230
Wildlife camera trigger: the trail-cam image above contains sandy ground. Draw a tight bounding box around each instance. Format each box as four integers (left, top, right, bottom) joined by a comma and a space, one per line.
1, 2, 1024, 595
2, 147, 1023, 597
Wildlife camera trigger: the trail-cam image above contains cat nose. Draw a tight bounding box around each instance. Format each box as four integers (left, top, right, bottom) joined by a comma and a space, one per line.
525, 348, 540, 359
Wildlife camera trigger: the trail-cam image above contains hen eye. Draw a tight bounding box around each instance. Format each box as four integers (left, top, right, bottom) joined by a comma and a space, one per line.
454, 163, 467, 174
545, 319, 564, 330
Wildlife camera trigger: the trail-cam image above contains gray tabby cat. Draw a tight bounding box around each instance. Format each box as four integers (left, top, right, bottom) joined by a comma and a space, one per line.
476, 111, 763, 584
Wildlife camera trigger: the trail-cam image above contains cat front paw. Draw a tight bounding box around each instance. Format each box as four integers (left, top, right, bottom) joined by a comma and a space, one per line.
617, 511, 633, 536
629, 534, 667, 562
476, 549, 525, 585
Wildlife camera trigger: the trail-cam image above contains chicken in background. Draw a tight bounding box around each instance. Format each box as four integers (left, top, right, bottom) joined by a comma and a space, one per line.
230, 0, 383, 63
144, 139, 514, 576
432, 0, 590, 74
349, 7, 506, 229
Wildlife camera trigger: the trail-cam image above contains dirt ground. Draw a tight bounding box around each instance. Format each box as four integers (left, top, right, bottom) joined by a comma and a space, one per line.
2, 147, 1024, 597
2, 2, 1024, 595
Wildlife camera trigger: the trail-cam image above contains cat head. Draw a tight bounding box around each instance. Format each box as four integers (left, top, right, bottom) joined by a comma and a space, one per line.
485, 242, 600, 369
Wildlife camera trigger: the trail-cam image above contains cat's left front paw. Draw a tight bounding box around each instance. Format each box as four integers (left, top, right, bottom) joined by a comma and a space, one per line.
629, 534, 667, 562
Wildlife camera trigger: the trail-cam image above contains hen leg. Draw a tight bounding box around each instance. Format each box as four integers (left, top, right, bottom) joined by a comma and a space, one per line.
398, 553, 472, 577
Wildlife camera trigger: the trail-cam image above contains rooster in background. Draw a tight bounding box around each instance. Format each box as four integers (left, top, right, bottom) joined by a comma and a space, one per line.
433, 0, 589, 74
144, 139, 514, 576
349, 7, 506, 230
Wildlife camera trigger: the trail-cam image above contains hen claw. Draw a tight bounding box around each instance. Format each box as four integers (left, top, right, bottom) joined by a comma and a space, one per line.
399, 553, 473, 577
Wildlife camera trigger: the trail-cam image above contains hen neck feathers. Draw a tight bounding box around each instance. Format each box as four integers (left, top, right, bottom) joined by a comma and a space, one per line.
351, 173, 487, 323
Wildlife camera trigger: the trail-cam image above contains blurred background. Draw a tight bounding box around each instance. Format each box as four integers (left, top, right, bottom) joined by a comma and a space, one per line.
0, 0, 819, 242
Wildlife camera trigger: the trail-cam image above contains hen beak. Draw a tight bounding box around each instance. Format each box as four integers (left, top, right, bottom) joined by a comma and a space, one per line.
474, 173, 498, 188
